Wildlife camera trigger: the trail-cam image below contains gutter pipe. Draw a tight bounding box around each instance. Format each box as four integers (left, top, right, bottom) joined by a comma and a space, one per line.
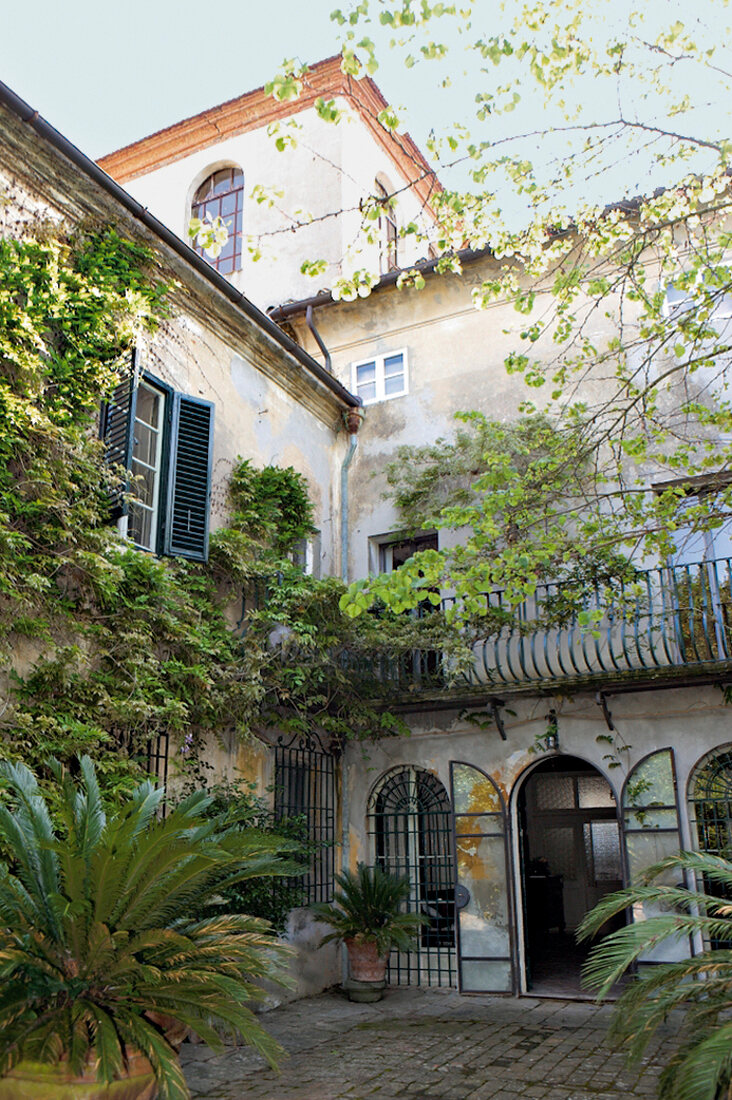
305, 304, 332, 373
0, 79, 359, 410
340, 431, 358, 583
268, 245, 493, 322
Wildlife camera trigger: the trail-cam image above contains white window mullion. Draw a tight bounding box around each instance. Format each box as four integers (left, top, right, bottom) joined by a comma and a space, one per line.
129, 381, 165, 552
352, 349, 408, 405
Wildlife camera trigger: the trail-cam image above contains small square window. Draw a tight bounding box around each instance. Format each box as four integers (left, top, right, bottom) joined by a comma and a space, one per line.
352, 350, 408, 405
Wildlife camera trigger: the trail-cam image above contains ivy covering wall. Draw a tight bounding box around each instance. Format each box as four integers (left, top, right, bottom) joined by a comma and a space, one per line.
0, 227, 438, 798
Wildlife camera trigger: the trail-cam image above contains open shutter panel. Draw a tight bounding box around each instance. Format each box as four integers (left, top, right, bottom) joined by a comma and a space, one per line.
99, 360, 138, 517
621, 748, 691, 966
164, 393, 214, 562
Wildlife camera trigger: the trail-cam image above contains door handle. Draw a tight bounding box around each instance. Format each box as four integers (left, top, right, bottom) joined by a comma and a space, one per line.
455, 884, 471, 910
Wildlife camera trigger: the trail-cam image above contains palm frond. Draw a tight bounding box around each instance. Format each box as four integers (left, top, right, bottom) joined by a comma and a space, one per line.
659, 1021, 732, 1100
0, 758, 288, 1095
313, 862, 428, 954
581, 847, 732, 1100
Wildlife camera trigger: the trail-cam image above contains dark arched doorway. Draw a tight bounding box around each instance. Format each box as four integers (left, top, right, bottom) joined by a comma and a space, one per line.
518, 756, 623, 995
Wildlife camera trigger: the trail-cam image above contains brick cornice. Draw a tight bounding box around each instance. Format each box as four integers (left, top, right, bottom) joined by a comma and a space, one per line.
98, 56, 438, 209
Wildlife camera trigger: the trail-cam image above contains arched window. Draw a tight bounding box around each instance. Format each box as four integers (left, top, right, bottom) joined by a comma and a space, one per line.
690, 746, 732, 947
692, 747, 732, 859
191, 167, 244, 275
368, 766, 455, 985
375, 178, 398, 274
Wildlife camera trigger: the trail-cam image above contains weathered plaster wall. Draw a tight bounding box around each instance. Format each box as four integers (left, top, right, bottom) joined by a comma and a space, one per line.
121, 101, 430, 312
290, 257, 570, 578
290, 248, 724, 582
268, 908, 341, 1008
344, 684, 732, 990
0, 116, 350, 577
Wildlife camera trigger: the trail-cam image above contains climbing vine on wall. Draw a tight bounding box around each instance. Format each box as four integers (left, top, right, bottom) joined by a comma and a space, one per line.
0, 226, 438, 797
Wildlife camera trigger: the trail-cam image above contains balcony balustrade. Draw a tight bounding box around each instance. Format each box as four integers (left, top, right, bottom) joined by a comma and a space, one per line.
365, 557, 732, 695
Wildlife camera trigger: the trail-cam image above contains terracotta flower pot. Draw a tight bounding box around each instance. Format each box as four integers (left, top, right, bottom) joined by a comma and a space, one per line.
0, 1052, 157, 1100
344, 937, 389, 982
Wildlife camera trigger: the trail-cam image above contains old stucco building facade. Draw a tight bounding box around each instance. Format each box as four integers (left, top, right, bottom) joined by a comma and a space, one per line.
3, 56, 732, 1000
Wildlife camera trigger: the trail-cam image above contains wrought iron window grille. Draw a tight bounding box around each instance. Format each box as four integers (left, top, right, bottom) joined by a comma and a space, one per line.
273, 732, 337, 906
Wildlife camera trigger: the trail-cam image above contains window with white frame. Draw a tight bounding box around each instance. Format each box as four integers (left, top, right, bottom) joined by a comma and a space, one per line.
663, 278, 732, 321
654, 476, 732, 566
378, 532, 438, 573
290, 534, 321, 578
352, 350, 408, 405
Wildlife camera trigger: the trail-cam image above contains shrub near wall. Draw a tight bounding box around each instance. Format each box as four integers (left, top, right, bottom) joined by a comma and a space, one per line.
0, 227, 420, 800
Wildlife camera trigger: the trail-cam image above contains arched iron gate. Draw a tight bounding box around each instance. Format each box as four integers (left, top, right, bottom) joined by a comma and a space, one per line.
691, 747, 732, 947
368, 766, 456, 986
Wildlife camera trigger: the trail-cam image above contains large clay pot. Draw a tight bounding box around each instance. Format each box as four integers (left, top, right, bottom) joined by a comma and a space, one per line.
344, 937, 388, 982
0, 1051, 157, 1100
343, 937, 389, 1001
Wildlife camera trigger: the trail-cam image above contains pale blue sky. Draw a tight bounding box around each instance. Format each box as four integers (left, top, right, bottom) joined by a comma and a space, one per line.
2, 0, 730, 210
2, 1, 348, 157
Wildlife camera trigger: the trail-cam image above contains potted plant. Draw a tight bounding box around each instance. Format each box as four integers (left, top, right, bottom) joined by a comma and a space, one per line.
578, 849, 732, 1100
312, 863, 427, 1002
0, 756, 300, 1100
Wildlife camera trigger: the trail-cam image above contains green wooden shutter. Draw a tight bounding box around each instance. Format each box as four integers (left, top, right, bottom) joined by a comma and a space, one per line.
99, 357, 138, 517
163, 393, 214, 561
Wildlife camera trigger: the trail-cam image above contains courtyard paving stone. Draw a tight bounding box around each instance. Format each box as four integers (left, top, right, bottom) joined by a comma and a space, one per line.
181, 986, 681, 1100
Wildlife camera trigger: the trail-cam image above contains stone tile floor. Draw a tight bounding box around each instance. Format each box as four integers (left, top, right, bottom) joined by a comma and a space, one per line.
181, 986, 680, 1099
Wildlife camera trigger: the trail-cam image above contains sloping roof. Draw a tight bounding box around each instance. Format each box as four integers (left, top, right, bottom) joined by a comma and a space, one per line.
98, 56, 438, 208
0, 77, 360, 415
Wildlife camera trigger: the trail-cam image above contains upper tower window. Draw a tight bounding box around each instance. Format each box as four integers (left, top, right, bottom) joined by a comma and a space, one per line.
191, 167, 244, 275
375, 178, 398, 274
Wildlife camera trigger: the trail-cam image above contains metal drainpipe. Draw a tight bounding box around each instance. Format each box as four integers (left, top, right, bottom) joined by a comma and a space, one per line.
339, 420, 359, 986
303, 302, 361, 583
305, 304, 332, 373
340, 431, 358, 583
339, 411, 359, 985
304, 302, 358, 983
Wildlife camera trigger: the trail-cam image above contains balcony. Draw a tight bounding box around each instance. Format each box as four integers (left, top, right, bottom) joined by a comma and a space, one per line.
366, 557, 732, 698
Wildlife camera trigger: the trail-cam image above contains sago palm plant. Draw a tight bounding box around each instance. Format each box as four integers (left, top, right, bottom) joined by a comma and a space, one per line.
0, 756, 299, 1100
312, 863, 427, 954
577, 850, 732, 1100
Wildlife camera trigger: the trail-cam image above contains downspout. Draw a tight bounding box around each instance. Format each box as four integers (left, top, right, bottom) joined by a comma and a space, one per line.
339, 409, 362, 986
340, 428, 358, 583
303, 301, 363, 583
305, 304, 332, 373
339, 424, 358, 986
339, 423, 358, 986
302, 303, 362, 983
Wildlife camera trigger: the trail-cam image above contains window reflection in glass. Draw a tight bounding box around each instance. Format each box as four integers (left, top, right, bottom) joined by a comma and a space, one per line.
128, 382, 164, 552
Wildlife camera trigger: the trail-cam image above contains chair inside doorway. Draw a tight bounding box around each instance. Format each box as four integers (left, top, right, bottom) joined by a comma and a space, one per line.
518, 756, 624, 997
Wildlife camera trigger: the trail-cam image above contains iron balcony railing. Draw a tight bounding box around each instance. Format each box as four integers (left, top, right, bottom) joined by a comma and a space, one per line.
368, 557, 732, 692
